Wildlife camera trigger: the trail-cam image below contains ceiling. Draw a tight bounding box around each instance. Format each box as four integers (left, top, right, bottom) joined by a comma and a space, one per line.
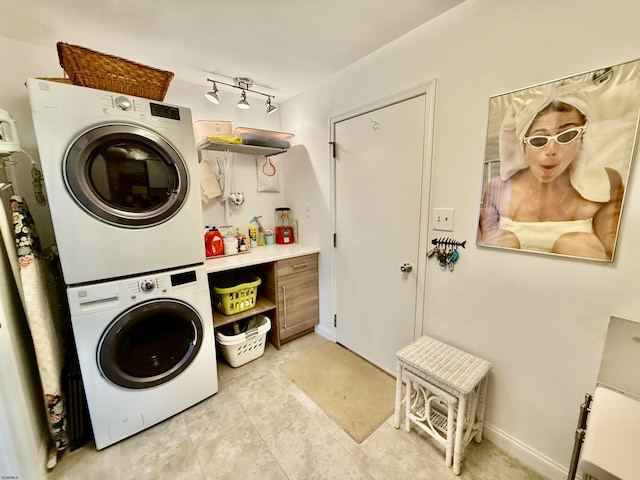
1, 0, 464, 102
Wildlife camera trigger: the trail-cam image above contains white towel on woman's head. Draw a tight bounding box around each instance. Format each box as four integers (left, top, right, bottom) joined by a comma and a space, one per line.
499, 83, 611, 202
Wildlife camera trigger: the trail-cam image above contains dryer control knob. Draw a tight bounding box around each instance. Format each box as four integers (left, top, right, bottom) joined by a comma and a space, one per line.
140, 279, 155, 292
115, 96, 133, 111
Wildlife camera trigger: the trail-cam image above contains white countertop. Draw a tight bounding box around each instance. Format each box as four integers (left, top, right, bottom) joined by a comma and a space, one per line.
205, 243, 319, 273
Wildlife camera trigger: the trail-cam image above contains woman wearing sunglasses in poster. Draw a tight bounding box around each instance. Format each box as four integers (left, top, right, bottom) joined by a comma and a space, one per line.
478, 83, 625, 261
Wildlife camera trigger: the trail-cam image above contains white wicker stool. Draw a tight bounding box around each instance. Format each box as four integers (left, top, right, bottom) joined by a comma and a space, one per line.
393, 336, 492, 475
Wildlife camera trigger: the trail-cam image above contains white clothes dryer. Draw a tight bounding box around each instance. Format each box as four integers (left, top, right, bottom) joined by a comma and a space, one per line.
27, 79, 204, 285
67, 264, 217, 450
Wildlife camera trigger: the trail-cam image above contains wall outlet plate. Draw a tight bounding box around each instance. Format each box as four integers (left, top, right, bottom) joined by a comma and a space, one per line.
433, 208, 454, 231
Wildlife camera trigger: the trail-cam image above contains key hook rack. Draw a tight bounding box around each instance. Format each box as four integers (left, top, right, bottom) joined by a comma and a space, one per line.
428, 237, 466, 271
431, 237, 467, 248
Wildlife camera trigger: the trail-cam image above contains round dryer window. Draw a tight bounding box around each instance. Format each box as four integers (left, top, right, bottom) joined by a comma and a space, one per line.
64, 124, 189, 227
98, 299, 203, 389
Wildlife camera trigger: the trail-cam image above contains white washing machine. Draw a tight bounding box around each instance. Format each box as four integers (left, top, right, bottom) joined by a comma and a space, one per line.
27, 78, 204, 285
67, 264, 217, 449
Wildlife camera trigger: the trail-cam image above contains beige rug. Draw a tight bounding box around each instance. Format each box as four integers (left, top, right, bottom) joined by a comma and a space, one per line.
280, 341, 396, 443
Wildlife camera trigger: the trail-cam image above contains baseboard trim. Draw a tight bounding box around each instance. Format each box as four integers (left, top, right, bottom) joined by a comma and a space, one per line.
314, 324, 331, 340
483, 423, 577, 480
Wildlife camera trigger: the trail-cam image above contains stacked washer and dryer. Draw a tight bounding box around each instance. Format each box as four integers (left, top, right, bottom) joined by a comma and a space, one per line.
27, 79, 218, 450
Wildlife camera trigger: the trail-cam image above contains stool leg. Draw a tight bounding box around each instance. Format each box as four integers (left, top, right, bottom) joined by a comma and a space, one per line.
445, 399, 455, 467
474, 375, 489, 443
394, 362, 403, 429
453, 394, 467, 475
404, 377, 412, 432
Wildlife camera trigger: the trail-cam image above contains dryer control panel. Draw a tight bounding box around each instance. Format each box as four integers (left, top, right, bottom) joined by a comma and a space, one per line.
150, 103, 181, 121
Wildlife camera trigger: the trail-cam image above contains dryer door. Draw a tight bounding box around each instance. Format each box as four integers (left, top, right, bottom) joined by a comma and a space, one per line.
98, 299, 203, 389
65, 124, 189, 227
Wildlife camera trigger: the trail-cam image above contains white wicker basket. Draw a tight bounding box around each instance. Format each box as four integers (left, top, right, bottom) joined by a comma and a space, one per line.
215, 315, 271, 368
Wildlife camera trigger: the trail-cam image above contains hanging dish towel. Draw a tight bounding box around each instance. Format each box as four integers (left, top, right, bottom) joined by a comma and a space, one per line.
256, 156, 280, 192
10, 195, 67, 466
198, 150, 223, 202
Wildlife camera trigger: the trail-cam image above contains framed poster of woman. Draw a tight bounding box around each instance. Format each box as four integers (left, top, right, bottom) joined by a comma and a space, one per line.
477, 59, 640, 261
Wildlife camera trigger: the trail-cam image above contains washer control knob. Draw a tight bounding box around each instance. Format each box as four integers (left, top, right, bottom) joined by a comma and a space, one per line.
140, 279, 155, 292
115, 96, 132, 111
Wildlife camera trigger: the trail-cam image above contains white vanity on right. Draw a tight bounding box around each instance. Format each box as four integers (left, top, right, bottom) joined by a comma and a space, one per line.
579, 316, 640, 480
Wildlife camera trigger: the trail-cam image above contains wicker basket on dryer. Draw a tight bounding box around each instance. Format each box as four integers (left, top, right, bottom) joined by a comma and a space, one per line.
56, 42, 174, 101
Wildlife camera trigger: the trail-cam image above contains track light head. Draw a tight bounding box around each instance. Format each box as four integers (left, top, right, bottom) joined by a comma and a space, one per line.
237, 90, 251, 110
266, 97, 278, 115
204, 81, 220, 104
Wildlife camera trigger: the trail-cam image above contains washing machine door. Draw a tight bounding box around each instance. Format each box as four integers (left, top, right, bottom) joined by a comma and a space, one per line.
98, 299, 203, 389
64, 124, 189, 227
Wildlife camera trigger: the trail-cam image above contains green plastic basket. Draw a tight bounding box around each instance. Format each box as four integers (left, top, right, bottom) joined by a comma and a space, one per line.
211, 271, 261, 315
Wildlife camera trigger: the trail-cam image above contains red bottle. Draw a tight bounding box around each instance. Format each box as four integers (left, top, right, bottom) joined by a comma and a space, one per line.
204, 227, 224, 257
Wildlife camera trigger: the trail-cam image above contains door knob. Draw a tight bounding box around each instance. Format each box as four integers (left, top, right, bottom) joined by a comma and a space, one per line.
400, 263, 412, 273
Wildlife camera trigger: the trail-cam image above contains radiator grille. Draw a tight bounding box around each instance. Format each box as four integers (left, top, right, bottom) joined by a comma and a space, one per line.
48, 252, 92, 450
64, 365, 92, 450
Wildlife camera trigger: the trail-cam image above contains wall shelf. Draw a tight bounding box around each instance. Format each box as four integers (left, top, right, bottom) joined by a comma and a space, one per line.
198, 140, 287, 157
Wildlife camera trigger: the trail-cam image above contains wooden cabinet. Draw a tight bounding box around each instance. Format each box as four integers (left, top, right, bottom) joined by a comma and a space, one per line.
258, 253, 319, 349
206, 247, 319, 349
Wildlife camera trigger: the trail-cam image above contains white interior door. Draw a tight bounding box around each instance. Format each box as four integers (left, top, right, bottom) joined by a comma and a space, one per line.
333, 92, 430, 374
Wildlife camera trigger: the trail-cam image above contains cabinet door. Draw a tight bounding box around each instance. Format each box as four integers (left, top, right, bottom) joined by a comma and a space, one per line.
277, 268, 319, 340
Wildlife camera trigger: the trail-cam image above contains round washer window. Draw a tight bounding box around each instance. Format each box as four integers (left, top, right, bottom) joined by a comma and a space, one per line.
98, 299, 203, 389
65, 124, 189, 227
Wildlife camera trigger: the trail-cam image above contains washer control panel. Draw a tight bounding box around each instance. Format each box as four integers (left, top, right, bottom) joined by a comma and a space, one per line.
140, 279, 156, 292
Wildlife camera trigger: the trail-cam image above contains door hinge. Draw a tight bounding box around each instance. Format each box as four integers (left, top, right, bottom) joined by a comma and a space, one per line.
333, 233, 337, 247
334, 314, 337, 327
329, 141, 336, 158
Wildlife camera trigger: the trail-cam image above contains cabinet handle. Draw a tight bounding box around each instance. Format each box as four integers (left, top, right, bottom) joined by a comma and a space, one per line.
281, 285, 287, 329
292, 263, 308, 269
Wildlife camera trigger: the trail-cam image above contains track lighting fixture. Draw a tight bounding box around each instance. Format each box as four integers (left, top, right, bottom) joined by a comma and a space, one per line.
205, 77, 278, 115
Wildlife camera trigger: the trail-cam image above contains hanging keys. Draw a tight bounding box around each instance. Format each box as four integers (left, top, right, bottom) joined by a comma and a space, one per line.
428, 238, 464, 272
447, 247, 458, 271
437, 247, 447, 268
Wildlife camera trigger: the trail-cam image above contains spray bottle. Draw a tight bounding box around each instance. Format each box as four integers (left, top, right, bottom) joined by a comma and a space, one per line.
250, 215, 265, 246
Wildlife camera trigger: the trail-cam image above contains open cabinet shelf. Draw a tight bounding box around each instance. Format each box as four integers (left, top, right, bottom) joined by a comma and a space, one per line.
212, 296, 276, 328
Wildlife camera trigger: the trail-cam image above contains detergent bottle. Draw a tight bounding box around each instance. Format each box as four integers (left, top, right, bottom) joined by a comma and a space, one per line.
204, 226, 224, 257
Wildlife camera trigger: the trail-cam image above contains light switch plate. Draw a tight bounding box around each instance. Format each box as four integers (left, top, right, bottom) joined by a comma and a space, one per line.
433, 208, 454, 231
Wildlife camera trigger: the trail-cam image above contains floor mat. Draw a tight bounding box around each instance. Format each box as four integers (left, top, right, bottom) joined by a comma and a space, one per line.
280, 341, 396, 443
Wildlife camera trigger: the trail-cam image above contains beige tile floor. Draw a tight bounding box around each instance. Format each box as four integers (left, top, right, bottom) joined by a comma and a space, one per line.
48, 333, 548, 480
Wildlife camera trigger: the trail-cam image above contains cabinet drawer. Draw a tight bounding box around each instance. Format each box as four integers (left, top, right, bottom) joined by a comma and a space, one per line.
277, 254, 318, 277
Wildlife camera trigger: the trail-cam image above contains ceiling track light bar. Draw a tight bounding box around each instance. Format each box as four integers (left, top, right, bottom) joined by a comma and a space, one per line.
206, 77, 278, 115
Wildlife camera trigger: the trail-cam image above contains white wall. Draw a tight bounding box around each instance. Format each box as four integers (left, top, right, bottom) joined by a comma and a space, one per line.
280, 1, 640, 478
167, 79, 290, 233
